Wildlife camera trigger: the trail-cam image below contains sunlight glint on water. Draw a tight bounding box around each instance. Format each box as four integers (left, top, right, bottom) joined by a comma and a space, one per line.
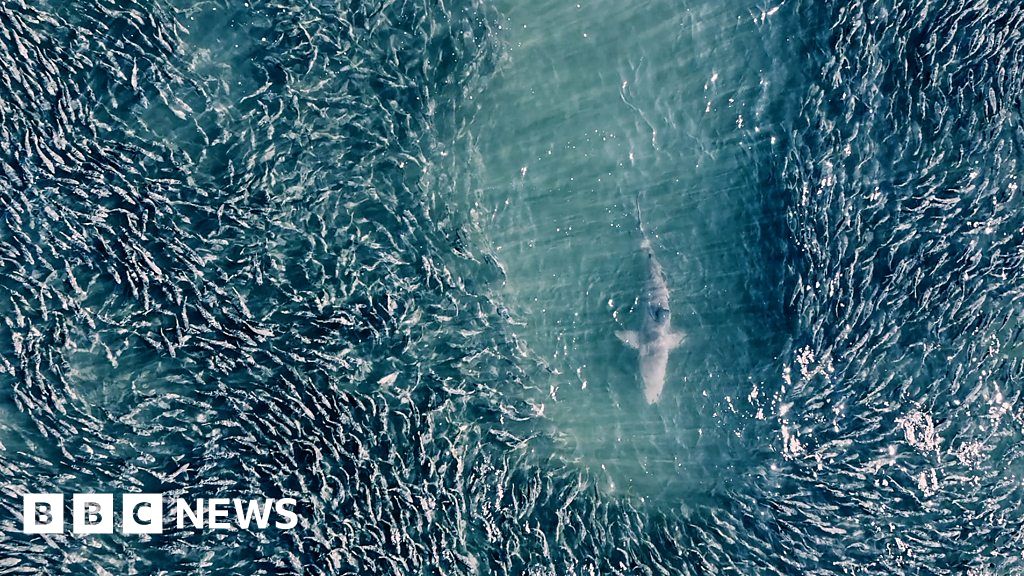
459, 0, 792, 501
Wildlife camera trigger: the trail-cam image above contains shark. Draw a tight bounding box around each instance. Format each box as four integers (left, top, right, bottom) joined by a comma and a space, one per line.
615, 195, 685, 404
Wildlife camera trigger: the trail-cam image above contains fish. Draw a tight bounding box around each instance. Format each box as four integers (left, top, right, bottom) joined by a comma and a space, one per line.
616, 194, 685, 404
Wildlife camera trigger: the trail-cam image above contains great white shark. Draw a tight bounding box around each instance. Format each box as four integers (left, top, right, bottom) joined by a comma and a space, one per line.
615, 196, 685, 404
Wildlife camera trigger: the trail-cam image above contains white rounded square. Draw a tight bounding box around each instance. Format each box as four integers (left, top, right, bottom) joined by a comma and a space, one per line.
122, 493, 164, 534
72, 493, 113, 534
23, 493, 63, 534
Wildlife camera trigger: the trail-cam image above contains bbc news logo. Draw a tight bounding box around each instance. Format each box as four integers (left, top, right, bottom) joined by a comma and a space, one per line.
22, 493, 298, 534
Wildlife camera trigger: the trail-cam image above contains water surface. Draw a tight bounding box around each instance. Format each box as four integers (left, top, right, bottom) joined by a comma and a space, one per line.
0, 0, 1023, 574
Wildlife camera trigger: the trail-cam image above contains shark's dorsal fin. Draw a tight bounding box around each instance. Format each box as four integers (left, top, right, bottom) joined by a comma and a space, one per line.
615, 330, 641, 350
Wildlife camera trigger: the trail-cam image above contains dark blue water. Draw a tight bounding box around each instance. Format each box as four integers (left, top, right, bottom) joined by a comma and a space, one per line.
0, 0, 1022, 573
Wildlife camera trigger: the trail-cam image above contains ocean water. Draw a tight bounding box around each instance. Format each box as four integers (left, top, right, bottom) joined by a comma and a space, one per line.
457, 0, 793, 503
1, 0, 1023, 574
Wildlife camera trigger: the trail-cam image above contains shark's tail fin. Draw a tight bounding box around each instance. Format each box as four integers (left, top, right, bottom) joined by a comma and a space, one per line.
635, 191, 651, 249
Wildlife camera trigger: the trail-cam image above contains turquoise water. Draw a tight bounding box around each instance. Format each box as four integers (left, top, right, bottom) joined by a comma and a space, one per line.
459, 0, 790, 500
1, 0, 1023, 574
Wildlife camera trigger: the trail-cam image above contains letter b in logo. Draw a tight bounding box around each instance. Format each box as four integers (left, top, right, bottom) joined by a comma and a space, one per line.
23, 494, 63, 534
73, 494, 113, 534
123, 493, 163, 534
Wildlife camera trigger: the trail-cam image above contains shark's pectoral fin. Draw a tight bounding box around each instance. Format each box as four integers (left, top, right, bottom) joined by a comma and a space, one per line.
616, 330, 641, 350
664, 331, 686, 349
